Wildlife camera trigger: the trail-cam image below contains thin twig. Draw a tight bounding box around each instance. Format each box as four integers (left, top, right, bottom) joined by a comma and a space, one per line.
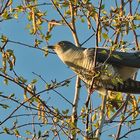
119, 128, 140, 139
129, 0, 139, 50
32, 72, 73, 106
85, 93, 91, 137
81, 33, 95, 46
0, 94, 38, 111
89, 0, 103, 93
7, 39, 49, 53
68, 1, 81, 139
0, 0, 10, 15
105, 98, 128, 123
50, 0, 74, 33
115, 94, 130, 140
0, 73, 58, 125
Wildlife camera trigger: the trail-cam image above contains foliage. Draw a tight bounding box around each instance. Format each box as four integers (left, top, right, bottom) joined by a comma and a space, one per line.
0, 0, 140, 139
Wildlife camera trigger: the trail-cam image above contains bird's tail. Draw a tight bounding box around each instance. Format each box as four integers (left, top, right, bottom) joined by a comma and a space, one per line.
104, 78, 140, 94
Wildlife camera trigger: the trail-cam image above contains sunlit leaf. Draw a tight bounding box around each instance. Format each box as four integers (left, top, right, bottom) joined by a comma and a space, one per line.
102, 33, 108, 39
45, 33, 52, 41
8, 93, 15, 98
0, 103, 9, 109
31, 79, 37, 84
25, 130, 32, 135
2, 10, 10, 19
14, 129, 20, 137
135, 14, 140, 20
62, 109, 69, 115
92, 113, 96, 122
4, 78, 8, 85
1, 35, 8, 43
112, 54, 122, 60
3, 127, 10, 134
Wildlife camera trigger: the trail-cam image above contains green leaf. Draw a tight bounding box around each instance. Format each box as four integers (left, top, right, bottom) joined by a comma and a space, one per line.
3, 127, 10, 134
0, 103, 9, 109
62, 109, 69, 115
100, 50, 107, 54
93, 121, 99, 128
14, 129, 20, 137
112, 54, 122, 60
25, 130, 32, 135
8, 93, 15, 98
102, 33, 108, 39
38, 130, 41, 138
31, 79, 37, 84
43, 47, 49, 57
62, 2, 69, 7
45, 34, 52, 41
135, 14, 140, 20
13, 13, 18, 19
2, 10, 9, 19
4, 78, 8, 85
6, 49, 14, 54
101, 4, 105, 9
65, 9, 71, 15
1, 35, 8, 43
18, 76, 27, 83
81, 18, 85, 23
46, 83, 51, 90
92, 114, 96, 122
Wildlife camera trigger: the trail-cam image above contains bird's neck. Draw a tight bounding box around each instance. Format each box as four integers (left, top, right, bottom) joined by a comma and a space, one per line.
57, 47, 84, 63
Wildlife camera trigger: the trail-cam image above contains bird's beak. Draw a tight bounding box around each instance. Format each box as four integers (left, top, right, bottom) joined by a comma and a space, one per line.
47, 45, 55, 50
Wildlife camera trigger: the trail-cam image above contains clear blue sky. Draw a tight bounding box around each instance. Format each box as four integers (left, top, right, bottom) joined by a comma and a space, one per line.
0, 0, 140, 139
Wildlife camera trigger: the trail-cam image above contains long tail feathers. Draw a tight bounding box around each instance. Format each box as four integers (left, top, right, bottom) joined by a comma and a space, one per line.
105, 79, 140, 94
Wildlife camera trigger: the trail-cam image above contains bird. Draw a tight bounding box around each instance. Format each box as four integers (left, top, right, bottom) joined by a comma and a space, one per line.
48, 41, 140, 94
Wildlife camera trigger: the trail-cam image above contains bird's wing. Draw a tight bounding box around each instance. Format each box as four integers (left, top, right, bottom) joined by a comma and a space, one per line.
84, 48, 140, 68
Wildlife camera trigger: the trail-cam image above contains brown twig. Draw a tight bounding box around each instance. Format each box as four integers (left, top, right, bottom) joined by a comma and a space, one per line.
32, 72, 73, 106
129, 0, 139, 50
105, 97, 128, 123
0, 0, 10, 16
0, 73, 61, 125
0, 94, 38, 111
119, 128, 140, 139
50, 0, 74, 33
95, 90, 108, 138
68, 1, 81, 139
89, 0, 103, 94
93, 0, 103, 67
7, 39, 51, 53
81, 33, 95, 46
115, 94, 130, 140
85, 93, 91, 137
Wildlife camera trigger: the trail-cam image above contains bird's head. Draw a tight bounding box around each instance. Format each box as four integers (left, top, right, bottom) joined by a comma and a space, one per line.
48, 41, 76, 55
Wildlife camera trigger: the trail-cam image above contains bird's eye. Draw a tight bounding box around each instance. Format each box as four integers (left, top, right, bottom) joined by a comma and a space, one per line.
59, 42, 65, 46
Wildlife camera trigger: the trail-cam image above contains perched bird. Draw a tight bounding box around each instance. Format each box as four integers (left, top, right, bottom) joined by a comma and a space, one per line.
48, 41, 140, 94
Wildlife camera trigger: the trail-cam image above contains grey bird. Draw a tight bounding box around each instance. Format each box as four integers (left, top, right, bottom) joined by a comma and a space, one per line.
48, 41, 140, 94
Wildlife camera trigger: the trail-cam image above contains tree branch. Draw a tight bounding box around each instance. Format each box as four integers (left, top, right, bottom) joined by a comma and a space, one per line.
0, 0, 10, 16
115, 94, 130, 140
69, 2, 81, 139
95, 90, 108, 139
119, 128, 140, 139
129, 0, 139, 50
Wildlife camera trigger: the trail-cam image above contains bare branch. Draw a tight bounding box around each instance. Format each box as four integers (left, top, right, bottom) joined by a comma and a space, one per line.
0, 0, 10, 16
119, 128, 140, 139
95, 90, 108, 139
115, 94, 130, 140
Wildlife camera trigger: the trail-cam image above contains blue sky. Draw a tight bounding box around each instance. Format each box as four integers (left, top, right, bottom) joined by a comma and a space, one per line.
0, 0, 140, 139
